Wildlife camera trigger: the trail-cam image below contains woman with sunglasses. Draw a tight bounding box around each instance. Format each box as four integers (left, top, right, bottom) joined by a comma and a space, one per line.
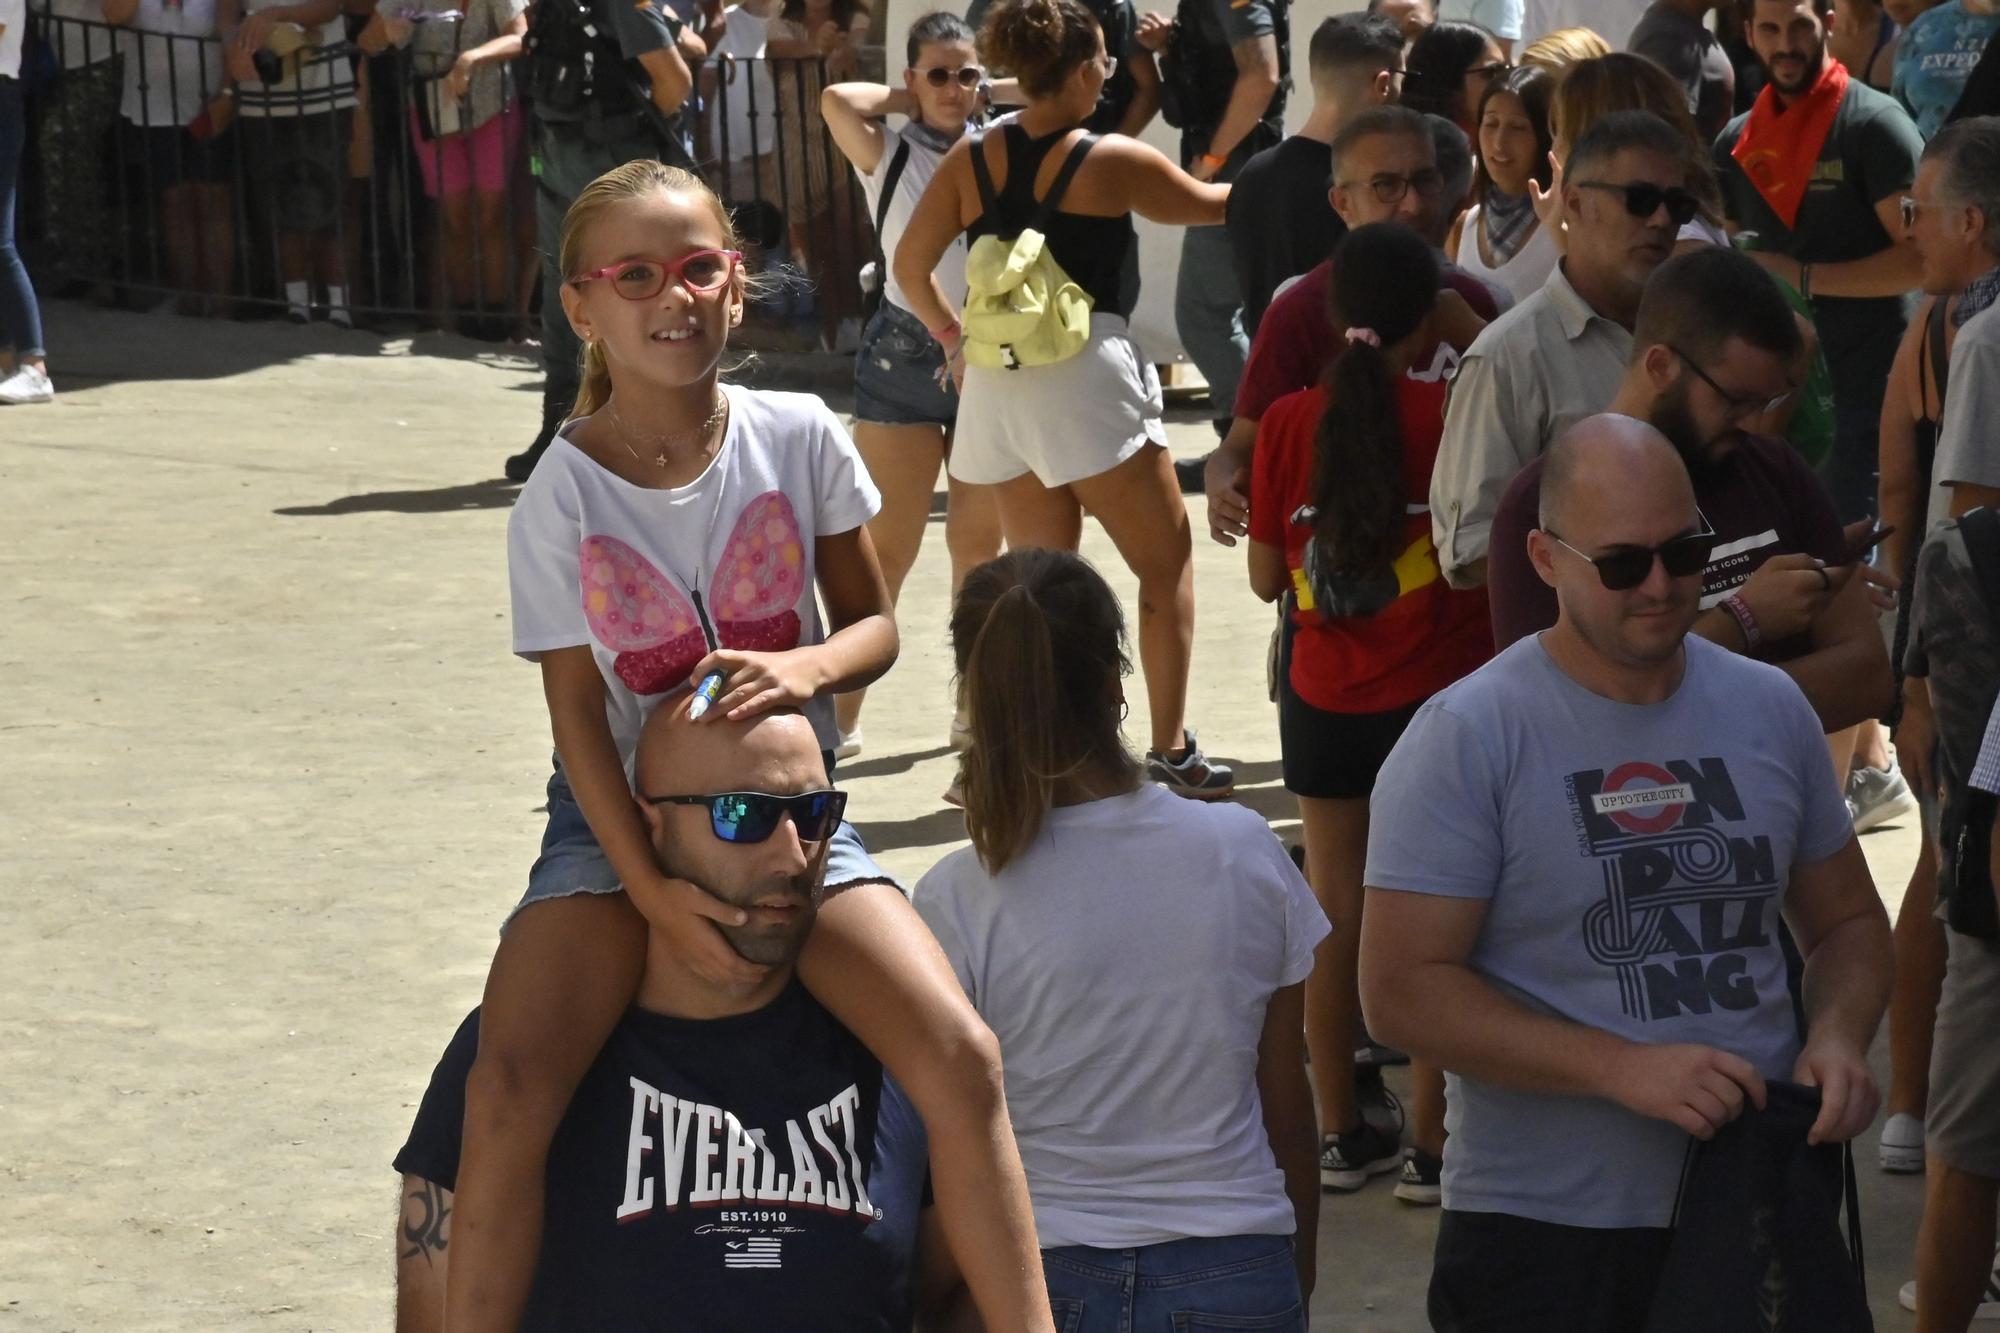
459, 158, 1058, 1333
919, 547, 1326, 1331
1447, 64, 1559, 305
1247, 224, 1492, 1207
1399, 19, 1507, 136
820, 10, 1003, 759
895, 0, 1240, 799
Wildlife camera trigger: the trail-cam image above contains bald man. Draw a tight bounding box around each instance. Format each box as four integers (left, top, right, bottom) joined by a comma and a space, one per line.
391, 705, 960, 1333
1359, 418, 1893, 1330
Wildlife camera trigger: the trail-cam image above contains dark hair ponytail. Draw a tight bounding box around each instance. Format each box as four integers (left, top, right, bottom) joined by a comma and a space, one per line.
1311, 224, 1440, 577
950, 549, 1138, 874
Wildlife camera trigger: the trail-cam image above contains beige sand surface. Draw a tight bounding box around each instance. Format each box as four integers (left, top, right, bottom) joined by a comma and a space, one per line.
1, 302, 1926, 1330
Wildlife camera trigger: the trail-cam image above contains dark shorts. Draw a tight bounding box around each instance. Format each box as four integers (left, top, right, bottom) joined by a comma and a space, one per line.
1428, 1209, 1672, 1333
1278, 668, 1424, 800
853, 302, 956, 428
240, 109, 352, 233
123, 120, 237, 189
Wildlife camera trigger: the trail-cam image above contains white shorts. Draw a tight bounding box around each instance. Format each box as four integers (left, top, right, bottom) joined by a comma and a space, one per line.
948, 313, 1165, 489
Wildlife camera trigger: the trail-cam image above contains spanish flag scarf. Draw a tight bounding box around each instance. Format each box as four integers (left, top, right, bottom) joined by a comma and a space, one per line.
1732, 55, 1850, 229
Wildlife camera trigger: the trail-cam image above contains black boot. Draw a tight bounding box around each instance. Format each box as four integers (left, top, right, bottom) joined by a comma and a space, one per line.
506, 392, 569, 482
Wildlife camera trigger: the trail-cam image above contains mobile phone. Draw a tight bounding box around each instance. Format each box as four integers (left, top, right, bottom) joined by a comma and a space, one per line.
1843, 523, 1895, 563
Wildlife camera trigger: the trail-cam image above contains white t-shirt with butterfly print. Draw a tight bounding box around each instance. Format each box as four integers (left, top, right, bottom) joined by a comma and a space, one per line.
508, 384, 881, 771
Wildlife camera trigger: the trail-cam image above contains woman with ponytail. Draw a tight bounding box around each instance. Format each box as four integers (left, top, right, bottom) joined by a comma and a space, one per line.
465, 158, 1055, 1333
1246, 223, 1492, 1206
918, 548, 1326, 1330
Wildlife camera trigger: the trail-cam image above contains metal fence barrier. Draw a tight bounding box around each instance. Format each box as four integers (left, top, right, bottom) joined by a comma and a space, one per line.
18, 7, 874, 342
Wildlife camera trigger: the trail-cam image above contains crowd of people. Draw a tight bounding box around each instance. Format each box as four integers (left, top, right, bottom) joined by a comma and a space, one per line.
13, 0, 2000, 1318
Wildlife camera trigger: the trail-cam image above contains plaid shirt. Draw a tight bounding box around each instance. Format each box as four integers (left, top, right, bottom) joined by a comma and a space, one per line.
1974, 704, 2000, 795
1956, 265, 2000, 329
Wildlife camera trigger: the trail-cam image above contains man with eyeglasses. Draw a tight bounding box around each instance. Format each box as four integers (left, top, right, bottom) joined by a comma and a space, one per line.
391, 705, 959, 1332
1485, 247, 1893, 740
1715, 0, 1924, 527
1431, 109, 1693, 590
1363, 415, 1893, 1332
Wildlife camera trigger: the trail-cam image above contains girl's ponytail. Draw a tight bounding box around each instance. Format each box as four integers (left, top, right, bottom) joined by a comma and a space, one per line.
573, 338, 614, 421
949, 550, 1138, 874
1310, 224, 1441, 579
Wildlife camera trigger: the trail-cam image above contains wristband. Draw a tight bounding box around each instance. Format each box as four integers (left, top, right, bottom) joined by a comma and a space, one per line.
1799, 262, 1814, 300
1721, 592, 1761, 651
1199, 151, 1228, 172
929, 319, 961, 346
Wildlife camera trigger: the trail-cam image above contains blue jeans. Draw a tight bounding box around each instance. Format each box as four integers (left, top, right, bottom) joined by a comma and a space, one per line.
0, 77, 48, 360
1043, 1234, 1306, 1333
1174, 223, 1247, 422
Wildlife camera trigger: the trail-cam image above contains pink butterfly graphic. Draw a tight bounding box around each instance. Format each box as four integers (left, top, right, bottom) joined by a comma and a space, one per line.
579, 491, 807, 696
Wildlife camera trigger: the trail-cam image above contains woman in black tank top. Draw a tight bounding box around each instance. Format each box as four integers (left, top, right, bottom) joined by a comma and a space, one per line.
893, 0, 1245, 796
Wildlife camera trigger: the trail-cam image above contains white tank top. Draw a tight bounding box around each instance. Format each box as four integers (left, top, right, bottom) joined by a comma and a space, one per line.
1453, 204, 1561, 308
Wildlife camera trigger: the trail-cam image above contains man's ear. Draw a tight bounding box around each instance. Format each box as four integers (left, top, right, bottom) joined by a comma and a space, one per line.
1527, 526, 1563, 590
1372, 67, 1395, 104
636, 792, 668, 845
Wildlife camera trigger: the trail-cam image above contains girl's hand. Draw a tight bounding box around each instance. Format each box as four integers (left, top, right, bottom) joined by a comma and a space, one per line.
444, 50, 476, 100
629, 867, 771, 987
235, 10, 278, 51
689, 648, 824, 721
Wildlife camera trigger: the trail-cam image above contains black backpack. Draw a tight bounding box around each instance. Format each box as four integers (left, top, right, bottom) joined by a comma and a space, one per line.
1158, 0, 1288, 146
522, 0, 643, 119
1940, 506, 2000, 942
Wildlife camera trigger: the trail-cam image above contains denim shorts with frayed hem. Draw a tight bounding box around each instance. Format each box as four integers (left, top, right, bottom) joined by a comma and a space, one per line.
853, 303, 957, 429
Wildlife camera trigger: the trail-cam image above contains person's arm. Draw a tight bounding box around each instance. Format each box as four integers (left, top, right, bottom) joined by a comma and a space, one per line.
1781, 836, 1893, 1144
396, 1177, 452, 1333
231, 0, 340, 50
800, 885, 1057, 1333
1360, 889, 1770, 1138
1748, 200, 1921, 298
1899, 672, 1937, 798
1430, 347, 1521, 590
1191, 35, 1280, 178
1105, 134, 1230, 224
442, 10, 529, 98
101, 0, 139, 25
1949, 480, 2000, 518
1775, 570, 1896, 733
912, 1207, 982, 1333
820, 80, 901, 175
692, 525, 898, 720
1248, 539, 1289, 603
1877, 301, 1929, 580
893, 141, 975, 350
1204, 415, 1260, 545
637, 43, 695, 114
1255, 982, 1318, 1301
1117, 38, 1161, 137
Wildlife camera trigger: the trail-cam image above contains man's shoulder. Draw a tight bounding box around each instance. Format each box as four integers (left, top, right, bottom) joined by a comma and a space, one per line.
1685, 631, 1806, 702
1837, 79, 1921, 137
1958, 298, 2000, 349
1716, 108, 1751, 151
1257, 259, 1334, 331
1463, 279, 1557, 358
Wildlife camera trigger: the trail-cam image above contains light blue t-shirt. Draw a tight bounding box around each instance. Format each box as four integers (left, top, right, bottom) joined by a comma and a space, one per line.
1894, 0, 2000, 138
1364, 634, 1855, 1229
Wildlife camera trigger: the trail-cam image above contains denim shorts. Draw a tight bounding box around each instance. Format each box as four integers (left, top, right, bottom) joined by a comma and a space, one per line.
1042, 1233, 1304, 1333
853, 303, 958, 428
510, 760, 898, 929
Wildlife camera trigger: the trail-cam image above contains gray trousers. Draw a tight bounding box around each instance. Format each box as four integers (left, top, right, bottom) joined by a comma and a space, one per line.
1174, 222, 1248, 421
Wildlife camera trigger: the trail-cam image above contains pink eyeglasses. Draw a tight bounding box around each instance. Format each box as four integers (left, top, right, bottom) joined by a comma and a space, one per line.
570, 249, 744, 300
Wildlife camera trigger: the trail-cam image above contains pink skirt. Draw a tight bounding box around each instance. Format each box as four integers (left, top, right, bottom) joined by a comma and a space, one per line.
407, 99, 524, 198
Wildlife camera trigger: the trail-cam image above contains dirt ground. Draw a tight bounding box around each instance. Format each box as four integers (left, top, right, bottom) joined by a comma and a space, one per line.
1, 300, 1929, 1330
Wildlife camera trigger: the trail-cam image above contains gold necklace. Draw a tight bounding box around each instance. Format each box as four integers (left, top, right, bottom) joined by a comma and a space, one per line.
605, 393, 729, 472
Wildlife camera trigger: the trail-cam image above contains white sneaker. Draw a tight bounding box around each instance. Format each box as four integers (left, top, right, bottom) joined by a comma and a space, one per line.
0, 364, 54, 404
1879, 1111, 1925, 1173
1899, 1245, 2000, 1318
1849, 763, 1917, 834
833, 729, 863, 762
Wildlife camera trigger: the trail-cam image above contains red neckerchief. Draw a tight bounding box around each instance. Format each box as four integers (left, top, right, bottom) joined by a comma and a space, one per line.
1732, 55, 1850, 228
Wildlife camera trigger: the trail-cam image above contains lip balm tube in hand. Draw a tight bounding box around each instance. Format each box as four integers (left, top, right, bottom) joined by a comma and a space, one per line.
687, 670, 727, 720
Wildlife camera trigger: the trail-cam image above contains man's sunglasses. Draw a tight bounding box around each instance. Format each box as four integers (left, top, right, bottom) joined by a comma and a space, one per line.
646, 790, 848, 844
1574, 179, 1702, 227
1544, 529, 1718, 591
912, 64, 982, 87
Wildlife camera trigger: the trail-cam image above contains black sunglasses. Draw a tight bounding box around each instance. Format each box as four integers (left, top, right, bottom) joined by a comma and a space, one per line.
1574, 179, 1702, 227
1544, 528, 1718, 591
646, 789, 848, 844
913, 65, 982, 87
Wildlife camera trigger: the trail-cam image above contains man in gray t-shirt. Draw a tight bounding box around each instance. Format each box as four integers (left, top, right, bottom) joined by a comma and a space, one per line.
1628, 0, 1735, 139
1362, 416, 1893, 1330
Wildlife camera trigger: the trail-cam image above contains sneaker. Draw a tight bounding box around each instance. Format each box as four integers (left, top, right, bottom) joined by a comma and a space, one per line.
1146, 730, 1235, 800
1357, 1064, 1406, 1141
1898, 1245, 2000, 1318
1320, 1121, 1403, 1192
1849, 763, 1917, 834
0, 364, 54, 404
1394, 1148, 1442, 1206
1173, 452, 1211, 495
1879, 1111, 1925, 1173
1356, 1039, 1411, 1068
834, 729, 863, 762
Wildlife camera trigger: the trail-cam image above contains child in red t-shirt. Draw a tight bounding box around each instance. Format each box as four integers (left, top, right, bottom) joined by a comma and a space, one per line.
1246, 223, 1493, 1201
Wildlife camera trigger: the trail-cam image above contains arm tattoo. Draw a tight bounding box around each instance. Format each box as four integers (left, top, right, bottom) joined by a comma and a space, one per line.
400, 1179, 451, 1268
